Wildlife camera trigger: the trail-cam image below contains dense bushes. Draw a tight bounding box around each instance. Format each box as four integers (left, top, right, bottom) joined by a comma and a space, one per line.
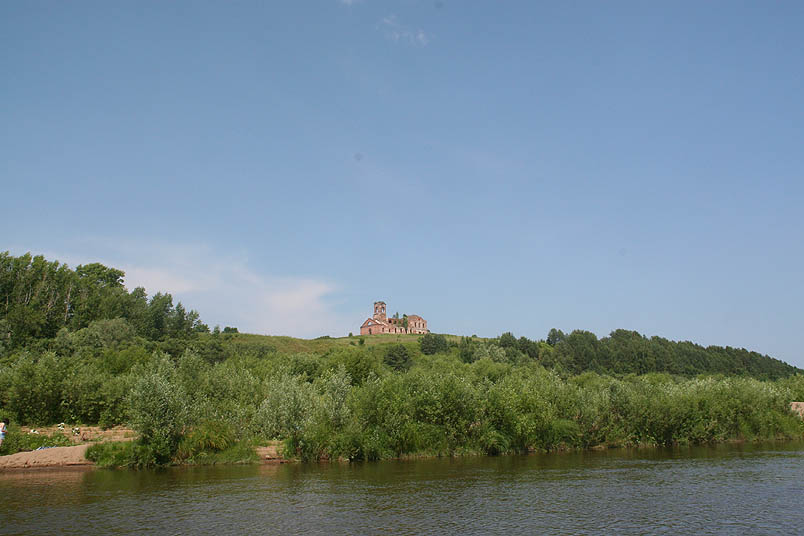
1, 250, 802, 468
0, 350, 132, 427
253, 364, 804, 460
1, 334, 803, 466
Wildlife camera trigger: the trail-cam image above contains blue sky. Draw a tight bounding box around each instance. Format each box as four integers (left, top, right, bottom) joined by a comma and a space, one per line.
2, 1, 803, 367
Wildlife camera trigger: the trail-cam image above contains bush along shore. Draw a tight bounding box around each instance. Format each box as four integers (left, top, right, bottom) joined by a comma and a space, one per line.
1, 252, 803, 467
3, 340, 804, 467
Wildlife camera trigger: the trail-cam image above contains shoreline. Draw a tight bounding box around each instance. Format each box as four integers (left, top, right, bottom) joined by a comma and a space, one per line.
0, 444, 93, 470
4, 436, 803, 472
0, 441, 286, 471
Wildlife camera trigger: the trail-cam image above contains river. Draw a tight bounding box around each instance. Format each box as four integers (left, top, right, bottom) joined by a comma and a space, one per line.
2, 441, 803, 535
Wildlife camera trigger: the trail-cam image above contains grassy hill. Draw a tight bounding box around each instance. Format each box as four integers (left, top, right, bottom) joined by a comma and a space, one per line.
221, 332, 468, 355
211, 329, 802, 381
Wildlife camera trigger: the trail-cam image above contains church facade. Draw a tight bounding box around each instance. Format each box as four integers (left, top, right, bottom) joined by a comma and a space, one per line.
360, 301, 428, 335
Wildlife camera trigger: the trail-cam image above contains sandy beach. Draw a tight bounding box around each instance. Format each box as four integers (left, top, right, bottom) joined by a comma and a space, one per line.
0, 444, 92, 469
0, 426, 135, 470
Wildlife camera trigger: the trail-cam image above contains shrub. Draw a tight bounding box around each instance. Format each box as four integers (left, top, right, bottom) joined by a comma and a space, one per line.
472, 343, 507, 364
176, 421, 236, 460
283, 353, 322, 380
126, 357, 191, 464
70, 318, 138, 357
420, 333, 448, 355
85, 441, 137, 468
315, 366, 353, 429
384, 344, 411, 371
256, 375, 316, 444
325, 347, 382, 385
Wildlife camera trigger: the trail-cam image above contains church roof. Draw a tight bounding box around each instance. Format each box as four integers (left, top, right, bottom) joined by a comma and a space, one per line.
361, 317, 389, 328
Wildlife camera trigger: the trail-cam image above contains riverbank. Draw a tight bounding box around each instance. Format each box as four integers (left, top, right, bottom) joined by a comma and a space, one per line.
0, 426, 135, 470
0, 444, 93, 469
0, 441, 285, 470
6, 433, 804, 471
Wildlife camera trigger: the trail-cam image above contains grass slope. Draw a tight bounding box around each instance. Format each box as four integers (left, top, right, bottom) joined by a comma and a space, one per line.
218, 332, 470, 355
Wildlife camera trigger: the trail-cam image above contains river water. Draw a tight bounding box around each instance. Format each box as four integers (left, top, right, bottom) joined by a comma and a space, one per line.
1, 441, 803, 535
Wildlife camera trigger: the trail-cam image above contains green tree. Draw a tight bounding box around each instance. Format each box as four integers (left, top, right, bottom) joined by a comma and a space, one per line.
325, 347, 382, 385
384, 344, 411, 371
554, 330, 601, 374
420, 333, 448, 355
547, 328, 566, 346
498, 332, 517, 348
458, 336, 478, 363
145, 293, 173, 340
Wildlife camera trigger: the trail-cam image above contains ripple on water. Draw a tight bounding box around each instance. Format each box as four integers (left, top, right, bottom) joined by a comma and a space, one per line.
1, 442, 803, 535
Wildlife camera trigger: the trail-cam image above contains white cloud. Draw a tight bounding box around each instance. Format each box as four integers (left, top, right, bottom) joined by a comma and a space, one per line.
339, 0, 361, 5
124, 265, 204, 294
30, 242, 358, 339
379, 14, 431, 46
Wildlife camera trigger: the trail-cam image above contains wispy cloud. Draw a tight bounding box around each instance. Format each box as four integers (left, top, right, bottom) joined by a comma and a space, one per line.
28, 241, 358, 338
339, 0, 361, 5
379, 14, 430, 46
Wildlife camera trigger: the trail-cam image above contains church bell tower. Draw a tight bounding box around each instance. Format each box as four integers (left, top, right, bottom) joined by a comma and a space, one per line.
373, 301, 387, 321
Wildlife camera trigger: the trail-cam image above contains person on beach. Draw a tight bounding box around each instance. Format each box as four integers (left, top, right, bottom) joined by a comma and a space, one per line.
0, 418, 8, 447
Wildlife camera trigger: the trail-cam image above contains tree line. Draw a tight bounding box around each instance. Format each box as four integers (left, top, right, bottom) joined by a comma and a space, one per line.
435, 328, 800, 380
0, 251, 208, 351
1, 251, 802, 466
2, 251, 799, 381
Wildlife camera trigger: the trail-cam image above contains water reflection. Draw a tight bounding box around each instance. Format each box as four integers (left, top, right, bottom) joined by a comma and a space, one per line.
2, 441, 803, 535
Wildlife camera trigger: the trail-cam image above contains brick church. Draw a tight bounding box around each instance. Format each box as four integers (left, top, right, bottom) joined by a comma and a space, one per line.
360, 301, 428, 335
